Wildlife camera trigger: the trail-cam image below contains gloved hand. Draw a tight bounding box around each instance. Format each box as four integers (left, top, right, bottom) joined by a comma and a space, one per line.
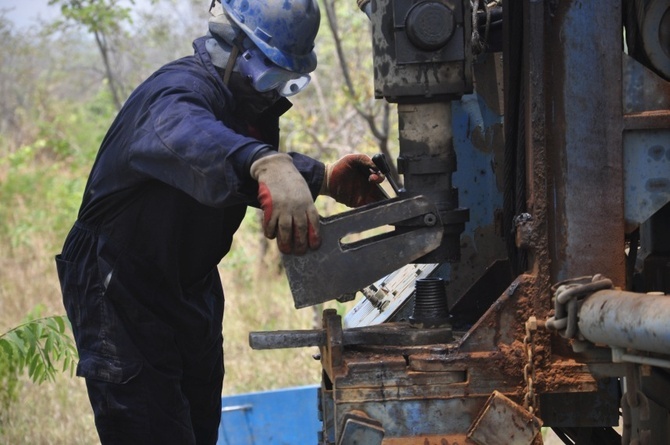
320, 154, 386, 207
250, 153, 321, 255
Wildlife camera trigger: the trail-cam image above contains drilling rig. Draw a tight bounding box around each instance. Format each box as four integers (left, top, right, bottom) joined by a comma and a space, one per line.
251, 0, 670, 443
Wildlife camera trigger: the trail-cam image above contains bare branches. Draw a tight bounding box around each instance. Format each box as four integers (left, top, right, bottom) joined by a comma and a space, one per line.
319, 0, 398, 179
47, 0, 136, 110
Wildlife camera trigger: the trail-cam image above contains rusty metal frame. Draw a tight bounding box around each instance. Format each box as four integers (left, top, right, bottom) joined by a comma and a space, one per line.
313, 1, 635, 443
251, 0, 670, 443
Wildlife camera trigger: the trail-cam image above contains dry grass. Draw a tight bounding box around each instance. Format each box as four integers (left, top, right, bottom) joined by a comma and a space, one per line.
0, 203, 341, 444
0, 145, 352, 444
0, 239, 98, 444
220, 271, 324, 395
218, 209, 341, 395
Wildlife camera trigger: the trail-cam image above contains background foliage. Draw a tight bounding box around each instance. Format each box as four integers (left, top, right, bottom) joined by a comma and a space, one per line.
0, 0, 395, 443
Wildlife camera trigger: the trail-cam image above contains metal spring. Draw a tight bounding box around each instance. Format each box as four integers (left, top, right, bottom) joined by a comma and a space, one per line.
412, 277, 449, 321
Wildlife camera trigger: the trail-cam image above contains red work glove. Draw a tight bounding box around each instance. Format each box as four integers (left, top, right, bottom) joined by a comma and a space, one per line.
250, 153, 321, 255
320, 154, 386, 207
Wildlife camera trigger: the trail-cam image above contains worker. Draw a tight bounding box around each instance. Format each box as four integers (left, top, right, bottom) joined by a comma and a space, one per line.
54, 0, 385, 443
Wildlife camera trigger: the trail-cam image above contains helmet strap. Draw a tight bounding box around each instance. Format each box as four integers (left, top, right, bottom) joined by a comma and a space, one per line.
223, 34, 245, 86
222, 45, 239, 86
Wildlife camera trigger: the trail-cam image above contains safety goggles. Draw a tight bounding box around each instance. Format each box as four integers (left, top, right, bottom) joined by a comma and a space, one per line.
236, 46, 311, 97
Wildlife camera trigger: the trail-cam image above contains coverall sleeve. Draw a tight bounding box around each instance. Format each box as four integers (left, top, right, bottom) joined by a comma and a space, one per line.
125, 71, 282, 208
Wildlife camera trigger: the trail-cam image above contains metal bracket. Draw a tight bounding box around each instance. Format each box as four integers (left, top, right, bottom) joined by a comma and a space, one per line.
467, 391, 543, 445
337, 411, 385, 445
282, 195, 443, 308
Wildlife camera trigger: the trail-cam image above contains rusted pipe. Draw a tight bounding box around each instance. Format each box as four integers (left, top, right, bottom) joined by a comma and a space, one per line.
578, 290, 670, 355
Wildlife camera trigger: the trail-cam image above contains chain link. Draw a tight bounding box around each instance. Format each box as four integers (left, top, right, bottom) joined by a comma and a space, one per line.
470, 0, 486, 55
545, 274, 613, 338
522, 316, 538, 414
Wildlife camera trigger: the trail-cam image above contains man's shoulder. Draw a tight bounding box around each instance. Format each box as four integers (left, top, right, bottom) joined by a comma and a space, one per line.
145, 55, 219, 93
156, 55, 202, 77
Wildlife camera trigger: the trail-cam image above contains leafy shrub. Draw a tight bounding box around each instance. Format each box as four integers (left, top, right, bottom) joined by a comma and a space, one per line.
0, 305, 78, 431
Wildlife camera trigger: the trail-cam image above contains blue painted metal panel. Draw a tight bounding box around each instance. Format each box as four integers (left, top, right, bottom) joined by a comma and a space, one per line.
452, 93, 504, 240
217, 385, 321, 445
439, 92, 506, 285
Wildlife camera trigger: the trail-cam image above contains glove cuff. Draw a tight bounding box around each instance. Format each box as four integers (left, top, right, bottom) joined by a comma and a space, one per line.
246, 145, 275, 176
320, 163, 332, 196
250, 152, 293, 181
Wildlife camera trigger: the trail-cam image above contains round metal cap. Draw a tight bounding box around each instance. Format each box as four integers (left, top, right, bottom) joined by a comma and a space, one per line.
405, 1, 455, 51
641, 0, 670, 78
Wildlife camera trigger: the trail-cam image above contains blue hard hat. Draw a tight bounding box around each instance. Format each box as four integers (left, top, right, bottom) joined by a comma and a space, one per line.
221, 0, 320, 75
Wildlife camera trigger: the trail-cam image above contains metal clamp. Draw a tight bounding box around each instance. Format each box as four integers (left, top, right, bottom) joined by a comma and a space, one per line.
545, 274, 613, 338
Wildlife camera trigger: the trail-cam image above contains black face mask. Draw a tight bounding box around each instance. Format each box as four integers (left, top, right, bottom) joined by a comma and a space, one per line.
227, 72, 283, 123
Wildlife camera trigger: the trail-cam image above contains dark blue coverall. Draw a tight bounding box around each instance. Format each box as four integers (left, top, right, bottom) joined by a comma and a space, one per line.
55, 36, 324, 444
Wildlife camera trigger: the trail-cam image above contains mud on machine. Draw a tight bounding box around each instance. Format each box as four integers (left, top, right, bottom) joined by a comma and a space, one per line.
251, 1, 670, 443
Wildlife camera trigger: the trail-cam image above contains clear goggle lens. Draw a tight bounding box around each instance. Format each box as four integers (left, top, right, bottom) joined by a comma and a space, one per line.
237, 47, 310, 97
278, 75, 311, 97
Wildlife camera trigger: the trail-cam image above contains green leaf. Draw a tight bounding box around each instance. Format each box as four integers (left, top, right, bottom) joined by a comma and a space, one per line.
4, 331, 25, 357
0, 339, 14, 357
54, 315, 66, 334
44, 334, 54, 357
28, 353, 40, 380
0, 312, 80, 386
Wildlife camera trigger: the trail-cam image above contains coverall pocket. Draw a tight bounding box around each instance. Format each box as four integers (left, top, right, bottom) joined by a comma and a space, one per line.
55, 254, 83, 327
76, 353, 143, 384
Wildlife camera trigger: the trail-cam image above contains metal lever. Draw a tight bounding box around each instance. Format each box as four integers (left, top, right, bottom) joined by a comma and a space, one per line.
372, 153, 404, 195
249, 323, 453, 350
281, 195, 443, 308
